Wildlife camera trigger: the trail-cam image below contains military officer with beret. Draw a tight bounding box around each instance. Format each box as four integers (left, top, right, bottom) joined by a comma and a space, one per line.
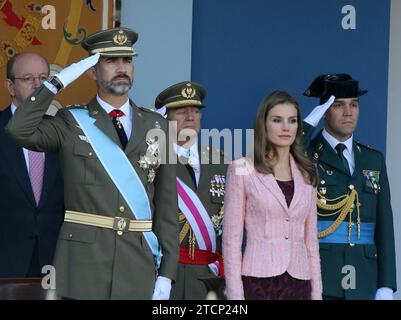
302, 74, 397, 299
155, 81, 228, 299
6, 27, 179, 299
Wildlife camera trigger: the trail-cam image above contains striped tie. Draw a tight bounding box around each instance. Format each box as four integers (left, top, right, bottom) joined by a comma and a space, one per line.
28, 150, 44, 205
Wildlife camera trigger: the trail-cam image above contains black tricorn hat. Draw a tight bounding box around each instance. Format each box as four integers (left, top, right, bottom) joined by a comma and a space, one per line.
304, 74, 368, 103
155, 81, 206, 110
82, 27, 138, 57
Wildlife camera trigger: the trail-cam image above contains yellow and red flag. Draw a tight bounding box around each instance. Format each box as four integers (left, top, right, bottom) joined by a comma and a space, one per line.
0, 0, 114, 110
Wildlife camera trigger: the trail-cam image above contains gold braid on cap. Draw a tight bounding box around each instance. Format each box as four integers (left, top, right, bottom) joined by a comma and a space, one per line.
165, 100, 202, 108
317, 189, 361, 241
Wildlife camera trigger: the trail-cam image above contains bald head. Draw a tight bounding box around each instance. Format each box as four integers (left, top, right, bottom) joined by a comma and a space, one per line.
5, 53, 49, 107
7, 52, 49, 80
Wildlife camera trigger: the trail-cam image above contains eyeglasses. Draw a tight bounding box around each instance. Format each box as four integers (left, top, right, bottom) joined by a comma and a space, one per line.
11, 75, 48, 85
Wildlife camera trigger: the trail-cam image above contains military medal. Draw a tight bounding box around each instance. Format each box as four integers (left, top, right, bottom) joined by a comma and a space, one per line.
147, 168, 156, 183
138, 137, 161, 183
362, 170, 381, 193
209, 174, 226, 236
211, 204, 224, 236
209, 174, 225, 198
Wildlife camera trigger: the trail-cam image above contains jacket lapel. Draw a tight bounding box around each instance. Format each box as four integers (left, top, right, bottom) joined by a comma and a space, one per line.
197, 144, 208, 191
254, 169, 289, 214
87, 97, 122, 147
0, 107, 36, 205
125, 102, 148, 155
288, 154, 304, 212
352, 141, 365, 178
313, 132, 350, 176
177, 162, 197, 190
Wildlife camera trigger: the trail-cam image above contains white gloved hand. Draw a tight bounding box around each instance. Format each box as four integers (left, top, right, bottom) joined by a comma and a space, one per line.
152, 276, 172, 300
55, 53, 100, 89
375, 287, 393, 300
304, 95, 335, 127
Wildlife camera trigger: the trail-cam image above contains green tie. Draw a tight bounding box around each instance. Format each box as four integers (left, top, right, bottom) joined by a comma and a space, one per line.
335, 143, 350, 175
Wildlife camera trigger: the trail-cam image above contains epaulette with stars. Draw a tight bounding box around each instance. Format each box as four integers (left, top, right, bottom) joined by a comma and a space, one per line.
138, 106, 165, 118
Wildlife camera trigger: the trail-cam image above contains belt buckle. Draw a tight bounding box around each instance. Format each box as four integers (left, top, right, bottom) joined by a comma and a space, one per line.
113, 217, 130, 235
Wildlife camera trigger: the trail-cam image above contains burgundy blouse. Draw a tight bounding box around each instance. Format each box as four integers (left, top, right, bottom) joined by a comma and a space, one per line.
276, 180, 294, 207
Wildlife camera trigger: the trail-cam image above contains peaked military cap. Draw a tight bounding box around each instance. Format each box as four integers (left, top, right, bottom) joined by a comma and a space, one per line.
82, 27, 138, 57
155, 81, 206, 110
304, 73, 368, 103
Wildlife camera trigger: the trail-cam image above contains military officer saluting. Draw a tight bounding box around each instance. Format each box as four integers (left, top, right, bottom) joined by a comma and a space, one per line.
302, 74, 397, 300
155, 81, 228, 299
6, 28, 178, 299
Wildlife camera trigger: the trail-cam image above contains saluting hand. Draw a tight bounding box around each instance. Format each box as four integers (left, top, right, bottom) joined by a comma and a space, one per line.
54, 52, 100, 89
304, 95, 335, 127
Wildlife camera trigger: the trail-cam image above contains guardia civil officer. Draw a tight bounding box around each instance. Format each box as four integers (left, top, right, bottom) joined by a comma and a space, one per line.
303, 74, 397, 300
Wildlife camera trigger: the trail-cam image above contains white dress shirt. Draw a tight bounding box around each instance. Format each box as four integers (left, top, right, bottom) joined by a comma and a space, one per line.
322, 129, 355, 175
174, 142, 201, 186
96, 96, 132, 139
11, 104, 45, 170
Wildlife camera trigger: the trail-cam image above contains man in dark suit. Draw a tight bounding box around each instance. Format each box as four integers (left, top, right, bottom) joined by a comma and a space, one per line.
155, 82, 227, 299
1, 52, 64, 277
6, 28, 178, 299
302, 74, 397, 299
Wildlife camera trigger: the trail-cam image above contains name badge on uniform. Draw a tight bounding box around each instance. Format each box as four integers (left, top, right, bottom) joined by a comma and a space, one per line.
362, 170, 381, 193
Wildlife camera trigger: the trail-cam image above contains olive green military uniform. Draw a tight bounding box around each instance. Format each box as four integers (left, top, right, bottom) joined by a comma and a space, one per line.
6, 86, 179, 299
303, 122, 397, 299
171, 146, 227, 300
155, 81, 227, 299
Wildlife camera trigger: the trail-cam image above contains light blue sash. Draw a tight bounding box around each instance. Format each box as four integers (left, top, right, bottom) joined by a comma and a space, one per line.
318, 221, 375, 244
69, 109, 162, 268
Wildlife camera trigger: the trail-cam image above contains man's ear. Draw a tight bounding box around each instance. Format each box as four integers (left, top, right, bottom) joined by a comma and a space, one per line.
166, 108, 173, 120
86, 66, 96, 80
4, 79, 15, 97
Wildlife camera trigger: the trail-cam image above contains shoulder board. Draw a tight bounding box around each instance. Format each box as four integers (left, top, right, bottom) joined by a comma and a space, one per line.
138, 106, 164, 116
355, 140, 381, 153
65, 104, 87, 109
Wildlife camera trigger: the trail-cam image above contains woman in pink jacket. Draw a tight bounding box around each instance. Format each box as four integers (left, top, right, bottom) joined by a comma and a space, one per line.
222, 90, 322, 300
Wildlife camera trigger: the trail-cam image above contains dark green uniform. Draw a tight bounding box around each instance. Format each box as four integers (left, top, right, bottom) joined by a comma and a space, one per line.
303, 122, 397, 299
6, 86, 179, 299
171, 146, 227, 300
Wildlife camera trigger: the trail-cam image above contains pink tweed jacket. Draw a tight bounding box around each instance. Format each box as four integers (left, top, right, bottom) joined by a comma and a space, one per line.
222, 156, 322, 300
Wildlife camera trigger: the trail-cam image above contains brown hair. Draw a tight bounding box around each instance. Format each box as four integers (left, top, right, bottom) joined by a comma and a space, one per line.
253, 90, 317, 186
